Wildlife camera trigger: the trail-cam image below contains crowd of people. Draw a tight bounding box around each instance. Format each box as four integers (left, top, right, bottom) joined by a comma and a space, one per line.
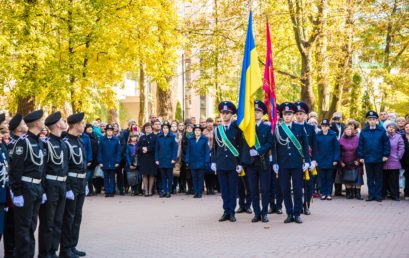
0, 101, 409, 257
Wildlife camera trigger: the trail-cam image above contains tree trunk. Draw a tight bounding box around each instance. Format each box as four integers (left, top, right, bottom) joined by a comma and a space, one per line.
17, 96, 35, 115
328, 0, 354, 116
138, 65, 145, 126
108, 109, 118, 124
16, 0, 36, 115
156, 80, 173, 120
316, 0, 329, 119
300, 51, 315, 110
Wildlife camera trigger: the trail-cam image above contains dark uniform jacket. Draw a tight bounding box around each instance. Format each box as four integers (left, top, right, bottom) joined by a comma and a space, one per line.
155, 133, 178, 169
272, 123, 310, 169
10, 131, 45, 196
358, 125, 390, 163
64, 134, 87, 193
186, 135, 210, 170
98, 136, 122, 170
312, 130, 340, 169
212, 122, 243, 171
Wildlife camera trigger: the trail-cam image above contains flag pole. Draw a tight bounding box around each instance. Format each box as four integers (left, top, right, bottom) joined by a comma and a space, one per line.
249, 0, 254, 11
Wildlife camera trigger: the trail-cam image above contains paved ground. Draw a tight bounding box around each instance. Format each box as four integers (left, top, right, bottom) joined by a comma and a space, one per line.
2, 192, 409, 257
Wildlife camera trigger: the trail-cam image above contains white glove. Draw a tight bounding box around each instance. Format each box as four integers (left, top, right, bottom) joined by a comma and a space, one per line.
303, 163, 310, 172
211, 163, 216, 172
236, 165, 243, 173
273, 164, 279, 174
249, 149, 258, 157
309, 160, 317, 171
13, 195, 24, 207
85, 185, 89, 196
41, 193, 47, 204
66, 190, 75, 200
4, 207, 8, 212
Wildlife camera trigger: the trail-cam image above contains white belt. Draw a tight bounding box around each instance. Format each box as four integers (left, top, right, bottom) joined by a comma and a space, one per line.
68, 172, 86, 179
46, 175, 67, 182
21, 176, 42, 184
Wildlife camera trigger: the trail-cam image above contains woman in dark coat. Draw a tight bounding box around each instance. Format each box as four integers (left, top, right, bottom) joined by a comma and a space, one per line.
186, 125, 210, 198
312, 119, 340, 200
339, 123, 364, 199
155, 122, 178, 198
137, 123, 157, 196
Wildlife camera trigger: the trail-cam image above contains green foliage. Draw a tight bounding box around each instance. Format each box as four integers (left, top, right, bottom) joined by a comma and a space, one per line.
0, 0, 181, 115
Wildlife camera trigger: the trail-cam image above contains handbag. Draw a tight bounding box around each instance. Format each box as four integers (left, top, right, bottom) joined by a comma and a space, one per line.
132, 154, 138, 168
173, 162, 181, 177
343, 168, 358, 183
94, 166, 104, 178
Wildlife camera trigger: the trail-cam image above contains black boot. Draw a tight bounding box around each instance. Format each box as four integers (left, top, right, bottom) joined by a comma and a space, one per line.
351, 188, 356, 198
346, 188, 353, 199
356, 188, 363, 200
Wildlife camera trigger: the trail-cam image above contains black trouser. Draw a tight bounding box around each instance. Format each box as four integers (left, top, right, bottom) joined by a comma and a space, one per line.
382, 169, 400, 199
93, 177, 104, 193
14, 182, 42, 258
179, 162, 187, 192
3, 186, 15, 258
204, 172, 217, 193
404, 165, 409, 197
60, 178, 86, 255
155, 166, 162, 193
116, 167, 125, 194
247, 165, 271, 217
39, 180, 66, 257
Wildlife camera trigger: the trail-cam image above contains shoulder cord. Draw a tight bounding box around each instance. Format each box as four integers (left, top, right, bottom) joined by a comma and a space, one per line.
214, 127, 225, 148
25, 137, 44, 166
47, 141, 64, 165
65, 140, 83, 165
275, 125, 290, 146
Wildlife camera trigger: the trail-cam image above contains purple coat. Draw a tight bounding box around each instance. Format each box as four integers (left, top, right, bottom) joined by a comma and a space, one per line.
339, 134, 360, 169
384, 133, 405, 170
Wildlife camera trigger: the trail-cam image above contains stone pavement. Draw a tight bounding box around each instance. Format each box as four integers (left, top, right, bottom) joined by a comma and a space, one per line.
2, 193, 409, 258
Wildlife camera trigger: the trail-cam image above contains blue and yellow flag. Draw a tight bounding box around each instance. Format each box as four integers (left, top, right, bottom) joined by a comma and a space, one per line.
237, 11, 262, 147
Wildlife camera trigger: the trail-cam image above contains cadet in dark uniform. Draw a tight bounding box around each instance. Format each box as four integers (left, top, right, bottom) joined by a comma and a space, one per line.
272, 103, 310, 224
155, 122, 178, 198
9, 109, 46, 258
4, 113, 27, 258
98, 124, 122, 197
211, 101, 243, 222
358, 111, 390, 202
38, 112, 70, 258
312, 119, 340, 200
60, 112, 87, 258
294, 101, 316, 215
241, 101, 273, 223
185, 124, 210, 198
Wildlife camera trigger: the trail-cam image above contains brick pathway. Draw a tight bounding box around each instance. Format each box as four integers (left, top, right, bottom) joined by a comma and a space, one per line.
2, 193, 409, 257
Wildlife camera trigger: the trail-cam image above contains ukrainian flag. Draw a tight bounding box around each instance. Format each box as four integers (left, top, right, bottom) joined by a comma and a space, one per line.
237, 11, 262, 147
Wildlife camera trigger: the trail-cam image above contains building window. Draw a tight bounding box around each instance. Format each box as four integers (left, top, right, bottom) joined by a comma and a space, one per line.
200, 95, 206, 118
